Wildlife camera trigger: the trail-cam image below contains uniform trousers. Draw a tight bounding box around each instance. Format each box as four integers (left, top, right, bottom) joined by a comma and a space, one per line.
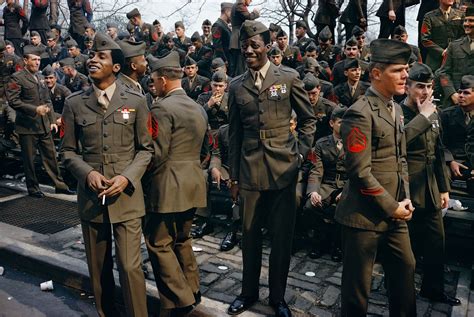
145, 209, 199, 309
81, 217, 147, 317
341, 222, 416, 317
408, 200, 445, 296
240, 177, 297, 303
378, 16, 405, 39
19, 132, 67, 194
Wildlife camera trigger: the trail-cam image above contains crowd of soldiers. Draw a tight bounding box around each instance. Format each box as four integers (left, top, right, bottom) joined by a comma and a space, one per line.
1, 0, 474, 316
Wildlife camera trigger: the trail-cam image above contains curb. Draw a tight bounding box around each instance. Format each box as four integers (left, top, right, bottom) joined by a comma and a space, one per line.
0, 234, 264, 316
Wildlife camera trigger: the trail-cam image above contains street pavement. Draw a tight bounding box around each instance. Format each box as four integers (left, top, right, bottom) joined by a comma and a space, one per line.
0, 178, 474, 316
0, 264, 97, 317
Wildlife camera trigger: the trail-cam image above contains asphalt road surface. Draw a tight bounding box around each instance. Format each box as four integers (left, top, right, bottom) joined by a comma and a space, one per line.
0, 265, 97, 317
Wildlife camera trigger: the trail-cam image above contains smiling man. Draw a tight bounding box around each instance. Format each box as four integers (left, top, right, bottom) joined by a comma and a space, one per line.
227, 20, 315, 317
335, 39, 416, 317
60, 33, 153, 317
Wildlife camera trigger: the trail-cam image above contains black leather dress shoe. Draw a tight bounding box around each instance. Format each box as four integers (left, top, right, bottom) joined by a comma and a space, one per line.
29, 191, 45, 198
331, 247, 342, 262
220, 231, 238, 251
419, 291, 461, 306
308, 248, 322, 259
191, 221, 214, 238
270, 300, 292, 317
227, 296, 258, 315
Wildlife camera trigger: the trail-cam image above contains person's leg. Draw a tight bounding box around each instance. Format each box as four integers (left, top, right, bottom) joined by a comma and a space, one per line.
81, 221, 118, 317
37, 132, 69, 190
340, 225, 379, 317
113, 218, 148, 317
19, 134, 40, 194
381, 222, 417, 317
144, 213, 195, 309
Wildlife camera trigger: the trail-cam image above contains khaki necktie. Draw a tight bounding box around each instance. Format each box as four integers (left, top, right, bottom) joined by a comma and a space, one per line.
470, 40, 474, 52
387, 100, 396, 122
350, 85, 356, 97
466, 113, 472, 126
98, 91, 109, 112
445, 12, 449, 21
254, 71, 263, 91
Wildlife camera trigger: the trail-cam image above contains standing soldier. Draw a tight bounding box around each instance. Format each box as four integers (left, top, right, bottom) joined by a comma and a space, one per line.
376, 0, 408, 39
117, 40, 147, 94
421, 0, 465, 72
126, 8, 158, 53
340, 0, 368, 41
401, 63, 460, 306
67, 0, 93, 50
42, 64, 71, 118
417, 0, 440, 60
59, 58, 89, 93
60, 33, 152, 317
182, 57, 211, 100
227, 20, 316, 316
314, 0, 341, 41
334, 59, 370, 108
292, 20, 314, 54
335, 39, 416, 317
29, 0, 52, 45
145, 51, 207, 317
463, 76, 474, 172
201, 19, 213, 45
316, 26, 341, 69
173, 21, 192, 52
6, 45, 72, 197
212, 2, 233, 63
276, 29, 303, 69
1, 0, 29, 57
436, 6, 474, 107
229, 0, 260, 77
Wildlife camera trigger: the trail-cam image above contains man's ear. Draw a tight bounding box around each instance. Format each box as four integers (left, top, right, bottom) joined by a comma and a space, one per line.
113, 63, 121, 73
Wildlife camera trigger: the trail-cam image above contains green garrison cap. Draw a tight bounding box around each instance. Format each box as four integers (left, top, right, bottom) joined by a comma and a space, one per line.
409, 63, 434, 83
239, 20, 268, 41
191, 31, 202, 42
42, 64, 55, 77
212, 70, 227, 83
344, 58, 361, 70
370, 39, 412, 64
23, 45, 43, 57
460, 75, 474, 90
318, 26, 332, 41
126, 8, 140, 19
221, 2, 233, 10
149, 51, 181, 72
276, 29, 287, 38
59, 57, 75, 67
331, 105, 347, 120
303, 73, 320, 91
93, 32, 121, 51
268, 47, 282, 56
352, 25, 365, 36
117, 40, 145, 58
295, 20, 307, 29
465, 6, 474, 17
212, 57, 225, 69
184, 56, 197, 66
66, 39, 79, 48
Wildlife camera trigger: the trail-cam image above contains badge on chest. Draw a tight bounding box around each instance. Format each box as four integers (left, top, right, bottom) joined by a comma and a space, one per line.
118, 107, 135, 120
268, 84, 287, 98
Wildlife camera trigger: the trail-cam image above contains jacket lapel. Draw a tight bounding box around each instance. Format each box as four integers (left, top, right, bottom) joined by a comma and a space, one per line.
24, 70, 39, 86
82, 88, 103, 115
260, 63, 280, 94
367, 90, 395, 127
104, 84, 128, 118
460, 36, 472, 55
241, 71, 259, 95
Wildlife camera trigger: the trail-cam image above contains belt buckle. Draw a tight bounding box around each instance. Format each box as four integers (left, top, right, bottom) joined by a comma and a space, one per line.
259, 130, 266, 140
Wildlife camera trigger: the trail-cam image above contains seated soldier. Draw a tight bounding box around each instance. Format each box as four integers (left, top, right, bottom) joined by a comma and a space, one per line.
303, 106, 347, 261
303, 73, 336, 142
303, 41, 318, 60
189, 31, 213, 79
144, 76, 159, 110
59, 58, 89, 93
182, 56, 210, 100
334, 58, 370, 107
196, 71, 229, 135
440, 75, 474, 187
331, 37, 368, 88
210, 58, 232, 84
275, 29, 303, 69
297, 57, 336, 103
66, 39, 88, 75
316, 26, 341, 69
268, 47, 283, 67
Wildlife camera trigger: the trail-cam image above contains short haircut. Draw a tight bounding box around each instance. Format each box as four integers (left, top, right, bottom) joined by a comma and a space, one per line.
260, 31, 271, 46
154, 67, 183, 80
110, 49, 125, 73
368, 62, 389, 74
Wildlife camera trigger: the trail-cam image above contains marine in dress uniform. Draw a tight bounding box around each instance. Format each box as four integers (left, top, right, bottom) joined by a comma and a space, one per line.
29, 0, 51, 45
339, 0, 368, 41
303, 106, 347, 260
42, 64, 71, 117
145, 51, 207, 316
6, 45, 71, 197
1, 0, 29, 56
59, 57, 89, 93
67, 0, 93, 50
60, 33, 152, 317
212, 2, 233, 63
126, 8, 158, 53
116, 40, 147, 95
421, 2, 465, 71
227, 21, 316, 317
435, 6, 474, 107
417, 0, 442, 60
189, 31, 214, 79
182, 56, 211, 100
401, 63, 460, 306
376, 0, 408, 39
292, 20, 314, 54
334, 58, 370, 107
335, 39, 416, 317
229, 0, 260, 77
173, 21, 192, 52
316, 26, 341, 69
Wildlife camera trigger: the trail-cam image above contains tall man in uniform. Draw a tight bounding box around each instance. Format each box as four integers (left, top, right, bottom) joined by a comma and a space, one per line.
340, 0, 368, 41
1, 0, 29, 57
6, 45, 72, 197
117, 40, 147, 94
145, 51, 208, 317
212, 2, 233, 63
314, 0, 341, 41
60, 33, 152, 317
67, 0, 93, 50
335, 39, 416, 317
401, 63, 460, 306
227, 20, 316, 317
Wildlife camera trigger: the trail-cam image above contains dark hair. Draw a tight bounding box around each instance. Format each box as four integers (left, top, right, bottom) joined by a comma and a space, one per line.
368, 62, 389, 74
155, 67, 183, 80
110, 49, 125, 73
261, 31, 271, 45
